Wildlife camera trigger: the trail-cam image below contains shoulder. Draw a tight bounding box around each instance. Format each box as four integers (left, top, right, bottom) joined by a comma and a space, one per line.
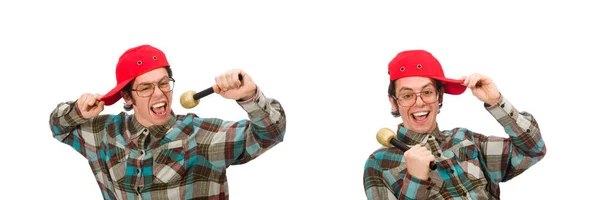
90, 112, 130, 124
442, 127, 494, 147
443, 127, 485, 139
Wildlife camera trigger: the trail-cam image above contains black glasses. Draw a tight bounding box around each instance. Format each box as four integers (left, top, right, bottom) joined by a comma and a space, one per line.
393, 88, 438, 107
131, 78, 175, 97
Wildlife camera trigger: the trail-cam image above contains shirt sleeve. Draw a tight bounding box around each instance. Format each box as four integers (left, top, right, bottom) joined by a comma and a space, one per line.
198, 87, 287, 168
48, 101, 105, 159
364, 154, 433, 200
476, 94, 547, 182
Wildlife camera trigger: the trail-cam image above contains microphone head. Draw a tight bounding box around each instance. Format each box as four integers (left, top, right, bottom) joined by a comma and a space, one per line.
376, 128, 397, 147
180, 90, 200, 109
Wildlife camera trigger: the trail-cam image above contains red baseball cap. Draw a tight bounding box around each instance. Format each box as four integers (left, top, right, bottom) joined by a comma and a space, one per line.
388, 50, 466, 95
100, 44, 170, 106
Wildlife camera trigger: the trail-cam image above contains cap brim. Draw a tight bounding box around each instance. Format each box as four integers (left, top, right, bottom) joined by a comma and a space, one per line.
431, 76, 467, 95
99, 77, 135, 106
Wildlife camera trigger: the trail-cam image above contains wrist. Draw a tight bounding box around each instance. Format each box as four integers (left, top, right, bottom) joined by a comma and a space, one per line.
485, 93, 502, 107
407, 169, 429, 181
237, 89, 257, 102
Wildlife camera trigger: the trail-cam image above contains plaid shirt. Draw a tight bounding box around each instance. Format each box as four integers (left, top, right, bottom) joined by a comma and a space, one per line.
363, 96, 546, 200
49, 89, 286, 200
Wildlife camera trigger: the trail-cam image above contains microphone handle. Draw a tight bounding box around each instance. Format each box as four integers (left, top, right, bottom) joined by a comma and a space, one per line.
390, 138, 437, 170
193, 87, 214, 100
192, 74, 243, 100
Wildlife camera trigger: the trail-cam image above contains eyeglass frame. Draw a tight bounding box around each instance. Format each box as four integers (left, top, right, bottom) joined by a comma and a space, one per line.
130, 77, 176, 97
391, 88, 440, 107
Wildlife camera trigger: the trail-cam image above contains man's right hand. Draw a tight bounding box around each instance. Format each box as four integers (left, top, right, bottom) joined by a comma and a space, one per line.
404, 144, 435, 180
76, 93, 105, 119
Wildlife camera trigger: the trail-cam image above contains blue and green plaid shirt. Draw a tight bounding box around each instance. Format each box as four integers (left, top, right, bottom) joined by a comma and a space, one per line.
49, 89, 286, 200
363, 95, 546, 199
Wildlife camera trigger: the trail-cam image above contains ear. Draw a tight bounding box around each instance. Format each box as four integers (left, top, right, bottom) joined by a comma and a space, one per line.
388, 96, 398, 113
120, 91, 134, 105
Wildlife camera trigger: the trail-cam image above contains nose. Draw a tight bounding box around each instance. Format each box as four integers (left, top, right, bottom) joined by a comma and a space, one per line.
152, 84, 165, 98
414, 94, 426, 106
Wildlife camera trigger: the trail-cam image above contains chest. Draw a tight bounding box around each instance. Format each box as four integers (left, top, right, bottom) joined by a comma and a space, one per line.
385, 139, 491, 199
96, 133, 223, 190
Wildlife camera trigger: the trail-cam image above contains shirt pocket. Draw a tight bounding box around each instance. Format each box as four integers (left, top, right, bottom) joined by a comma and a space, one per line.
152, 141, 186, 184
448, 141, 488, 192
106, 143, 129, 182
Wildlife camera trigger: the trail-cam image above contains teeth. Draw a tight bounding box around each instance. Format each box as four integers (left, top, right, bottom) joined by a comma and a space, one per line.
152, 102, 165, 108
412, 112, 429, 117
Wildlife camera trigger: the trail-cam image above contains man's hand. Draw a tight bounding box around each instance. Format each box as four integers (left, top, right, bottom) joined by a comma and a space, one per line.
213, 69, 257, 101
459, 73, 501, 106
76, 93, 104, 119
404, 144, 435, 180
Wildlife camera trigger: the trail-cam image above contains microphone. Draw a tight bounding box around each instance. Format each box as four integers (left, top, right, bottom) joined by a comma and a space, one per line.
376, 128, 437, 170
180, 74, 243, 109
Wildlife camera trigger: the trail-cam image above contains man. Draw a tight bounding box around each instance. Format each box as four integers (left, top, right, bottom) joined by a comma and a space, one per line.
49, 44, 286, 200
363, 50, 546, 199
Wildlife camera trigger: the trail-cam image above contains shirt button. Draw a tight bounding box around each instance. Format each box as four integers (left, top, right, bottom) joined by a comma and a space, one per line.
443, 151, 454, 158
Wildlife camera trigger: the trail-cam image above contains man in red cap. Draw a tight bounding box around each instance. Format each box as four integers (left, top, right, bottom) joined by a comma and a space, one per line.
49, 44, 286, 199
363, 50, 546, 199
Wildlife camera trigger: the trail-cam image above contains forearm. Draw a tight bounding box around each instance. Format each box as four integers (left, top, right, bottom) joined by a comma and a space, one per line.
398, 173, 434, 200
486, 95, 546, 156
49, 101, 88, 140
208, 88, 286, 166
485, 95, 547, 181
237, 87, 286, 144
364, 158, 398, 200
49, 101, 99, 158
364, 157, 433, 200
365, 186, 398, 200
365, 173, 433, 200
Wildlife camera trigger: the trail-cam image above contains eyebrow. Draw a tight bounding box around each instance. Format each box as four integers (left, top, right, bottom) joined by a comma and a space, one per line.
398, 83, 434, 92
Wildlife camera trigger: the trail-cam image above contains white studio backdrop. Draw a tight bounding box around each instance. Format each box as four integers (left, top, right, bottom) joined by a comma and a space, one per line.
1, 0, 598, 199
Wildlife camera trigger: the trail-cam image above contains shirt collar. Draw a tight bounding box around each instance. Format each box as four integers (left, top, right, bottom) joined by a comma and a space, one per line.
127, 112, 176, 139
396, 123, 446, 145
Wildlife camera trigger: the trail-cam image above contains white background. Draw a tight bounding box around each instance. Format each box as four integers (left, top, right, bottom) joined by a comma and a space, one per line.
1, 0, 598, 199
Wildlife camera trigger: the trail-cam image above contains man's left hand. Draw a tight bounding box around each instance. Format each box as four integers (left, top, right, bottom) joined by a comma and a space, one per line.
459, 73, 501, 106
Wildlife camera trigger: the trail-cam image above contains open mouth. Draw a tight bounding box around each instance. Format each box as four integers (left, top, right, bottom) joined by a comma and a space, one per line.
411, 111, 430, 123
151, 102, 167, 116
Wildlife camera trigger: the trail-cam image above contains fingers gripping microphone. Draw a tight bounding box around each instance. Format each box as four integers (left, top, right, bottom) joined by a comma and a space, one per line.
376, 128, 437, 170
180, 74, 243, 109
